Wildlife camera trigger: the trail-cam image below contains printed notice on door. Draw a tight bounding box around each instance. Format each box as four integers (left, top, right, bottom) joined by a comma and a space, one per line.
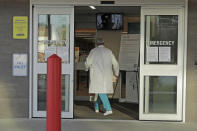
45, 47, 56, 61
159, 47, 171, 62
57, 47, 69, 62
13, 16, 28, 39
146, 47, 158, 62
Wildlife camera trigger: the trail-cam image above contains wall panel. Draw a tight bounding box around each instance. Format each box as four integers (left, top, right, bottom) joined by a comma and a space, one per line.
0, 0, 29, 118
186, 0, 197, 123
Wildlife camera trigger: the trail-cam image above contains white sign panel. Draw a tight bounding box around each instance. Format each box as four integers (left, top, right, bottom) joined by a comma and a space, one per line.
119, 34, 140, 71
159, 47, 171, 62
146, 47, 158, 62
13, 54, 27, 76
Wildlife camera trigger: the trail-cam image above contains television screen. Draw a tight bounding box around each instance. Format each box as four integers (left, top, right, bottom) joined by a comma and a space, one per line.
97, 13, 123, 30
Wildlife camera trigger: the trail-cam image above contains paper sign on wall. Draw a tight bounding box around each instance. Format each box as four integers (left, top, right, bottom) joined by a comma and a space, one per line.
13, 54, 27, 76
13, 16, 28, 39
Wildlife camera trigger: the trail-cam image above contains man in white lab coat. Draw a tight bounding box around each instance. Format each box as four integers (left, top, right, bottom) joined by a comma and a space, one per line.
85, 38, 119, 116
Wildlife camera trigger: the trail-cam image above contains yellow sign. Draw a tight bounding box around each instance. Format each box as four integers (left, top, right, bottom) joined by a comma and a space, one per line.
13, 16, 28, 39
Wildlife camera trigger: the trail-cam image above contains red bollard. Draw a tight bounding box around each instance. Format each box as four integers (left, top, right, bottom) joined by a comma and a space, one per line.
47, 54, 62, 131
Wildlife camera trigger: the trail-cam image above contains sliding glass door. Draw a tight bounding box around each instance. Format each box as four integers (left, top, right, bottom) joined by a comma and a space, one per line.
139, 7, 184, 121
33, 6, 74, 118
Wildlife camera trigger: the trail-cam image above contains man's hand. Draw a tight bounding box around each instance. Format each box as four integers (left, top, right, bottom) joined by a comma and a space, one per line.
112, 75, 117, 82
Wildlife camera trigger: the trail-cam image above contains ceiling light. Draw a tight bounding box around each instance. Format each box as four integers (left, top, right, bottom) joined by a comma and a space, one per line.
89, 6, 96, 10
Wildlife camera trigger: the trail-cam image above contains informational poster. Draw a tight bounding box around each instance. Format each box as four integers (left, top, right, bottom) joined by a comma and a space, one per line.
119, 34, 140, 71
146, 47, 158, 62
45, 47, 56, 61
159, 47, 171, 62
13, 54, 27, 76
13, 16, 28, 39
57, 47, 69, 62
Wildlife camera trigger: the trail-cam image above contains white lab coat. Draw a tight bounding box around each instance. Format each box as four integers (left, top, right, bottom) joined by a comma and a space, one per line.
85, 45, 119, 94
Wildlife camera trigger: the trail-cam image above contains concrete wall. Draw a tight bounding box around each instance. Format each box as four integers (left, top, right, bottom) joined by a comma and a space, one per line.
31, 0, 185, 5
186, 0, 197, 123
0, 0, 29, 118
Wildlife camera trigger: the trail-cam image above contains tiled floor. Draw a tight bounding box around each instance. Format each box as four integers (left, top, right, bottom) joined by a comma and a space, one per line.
74, 101, 138, 120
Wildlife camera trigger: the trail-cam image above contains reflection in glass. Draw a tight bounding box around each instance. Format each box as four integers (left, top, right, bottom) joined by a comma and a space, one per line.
37, 15, 70, 63
144, 15, 178, 64
37, 74, 70, 112
144, 76, 177, 114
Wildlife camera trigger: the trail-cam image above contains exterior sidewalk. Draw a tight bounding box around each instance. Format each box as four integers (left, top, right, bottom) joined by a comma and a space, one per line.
0, 119, 197, 131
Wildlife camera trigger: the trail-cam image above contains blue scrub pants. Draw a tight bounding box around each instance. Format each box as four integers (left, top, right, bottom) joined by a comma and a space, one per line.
95, 93, 112, 111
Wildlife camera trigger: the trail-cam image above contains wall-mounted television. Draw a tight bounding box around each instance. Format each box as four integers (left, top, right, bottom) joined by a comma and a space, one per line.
96, 13, 123, 30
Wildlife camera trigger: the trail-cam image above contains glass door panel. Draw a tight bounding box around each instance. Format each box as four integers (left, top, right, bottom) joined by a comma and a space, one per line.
33, 6, 74, 118
38, 15, 70, 63
145, 15, 178, 64
140, 7, 184, 121
144, 76, 177, 114
37, 74, 70, 112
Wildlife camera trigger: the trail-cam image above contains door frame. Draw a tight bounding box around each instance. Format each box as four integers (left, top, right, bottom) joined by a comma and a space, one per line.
31, 5, 74, 118
139, 7, 185, 121
29, 1, 188, 122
